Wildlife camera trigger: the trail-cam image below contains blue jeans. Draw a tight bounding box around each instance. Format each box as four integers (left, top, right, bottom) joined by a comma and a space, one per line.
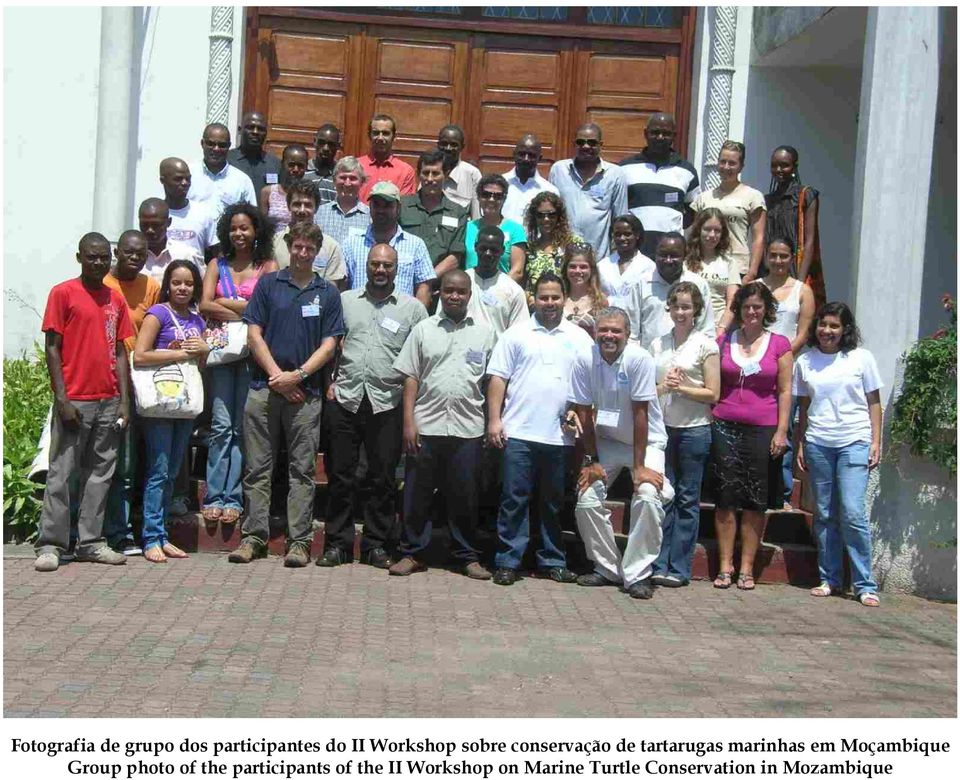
804, 440, 877, 595
104, 414, 138, 547
495, 438, 567, 570
782, 398, 799, 504
142, 419, 195, 550
204, 361, 251, 510
653, 424, 711, 582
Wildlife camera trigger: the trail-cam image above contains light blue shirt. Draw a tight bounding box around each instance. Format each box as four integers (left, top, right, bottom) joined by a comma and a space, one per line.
342, 225, 436, 297
548, 158, 628, 259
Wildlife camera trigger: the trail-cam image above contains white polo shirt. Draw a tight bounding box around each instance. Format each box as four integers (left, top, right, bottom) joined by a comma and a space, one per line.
597, 251, 656, 310
487, 315, 594, 446
188, 161, 257, 218
570, 342, 667, 450
465, 268, 530, 336
501, 167, 559, 225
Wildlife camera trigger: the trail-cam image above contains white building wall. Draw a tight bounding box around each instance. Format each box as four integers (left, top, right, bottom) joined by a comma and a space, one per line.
2, 6, 243, 357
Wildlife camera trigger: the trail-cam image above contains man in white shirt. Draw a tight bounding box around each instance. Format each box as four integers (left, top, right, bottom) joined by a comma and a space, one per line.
502, 134, 558, 225
570, 307, 674, 599
465, 225, 529, 336
158, 158, 220, 263
137, 198, 206, 283
486, 271, 594, 586
628, 233, 715, 349
188, 123, 257, 218
438, 124, 481, 219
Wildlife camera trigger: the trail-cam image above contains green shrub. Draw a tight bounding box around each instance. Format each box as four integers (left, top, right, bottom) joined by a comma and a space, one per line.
3, 345, 51, 542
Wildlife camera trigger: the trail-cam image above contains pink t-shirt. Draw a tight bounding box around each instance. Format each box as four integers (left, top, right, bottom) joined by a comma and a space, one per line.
713, 331, 791, 426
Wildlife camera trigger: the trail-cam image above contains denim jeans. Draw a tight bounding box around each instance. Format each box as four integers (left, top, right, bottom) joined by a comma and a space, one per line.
803, 439, 877, 595
204, 361, 251, 510
653, 424, 711, 582
142, 418, 195, 550
104, 413, 139, 547
782, 398, 799, 504
495, 438, 567, 571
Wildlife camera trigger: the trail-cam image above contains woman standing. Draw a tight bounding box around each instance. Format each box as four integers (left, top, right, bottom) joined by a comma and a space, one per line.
561, 243, 608, 337
133, 261, 209, 562
691, 140, 766, 281
596, 214, 655, 310
685, 207, 739, 333
463, 173, 527, 282
795, 302, 882, 606
650, 282, 720, 587
258, 144, 308, 229
523, 191, 581, 296
711, 282, 793, 590
765, 145, 825, 308
199, 203, 278, 524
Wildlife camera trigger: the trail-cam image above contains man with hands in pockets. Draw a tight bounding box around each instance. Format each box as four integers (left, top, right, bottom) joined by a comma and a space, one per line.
569, 306, 674, 599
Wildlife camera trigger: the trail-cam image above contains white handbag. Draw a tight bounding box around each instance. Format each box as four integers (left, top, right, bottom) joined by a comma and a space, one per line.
132, 305, 205, 419
204, 258, 249, 366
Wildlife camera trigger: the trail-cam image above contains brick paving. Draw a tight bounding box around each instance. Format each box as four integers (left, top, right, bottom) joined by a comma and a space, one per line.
3, 546, 955, 718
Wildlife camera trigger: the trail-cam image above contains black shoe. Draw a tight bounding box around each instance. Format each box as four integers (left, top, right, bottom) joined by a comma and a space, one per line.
537, 566, 577, 584
577, 572, 618, 587
362, 547, 394, 569
315, 547, 347, 567
492, 568, 518, 586
627, 579, 655, 600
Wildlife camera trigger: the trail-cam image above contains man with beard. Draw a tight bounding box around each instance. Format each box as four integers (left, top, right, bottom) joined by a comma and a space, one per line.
569, 307, 673, 600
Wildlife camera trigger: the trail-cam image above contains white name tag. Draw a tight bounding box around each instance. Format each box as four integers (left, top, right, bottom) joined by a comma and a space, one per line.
301, 304, 320, 318
265, 173, 279, 185
466, 349, 485, 365
380, 317, 401, 334
313, 260, 328, 269
664, 192, 679, 204
596, 409, 620, 427
741, 360, 761, 377
441, 215, 460, 229
480, 290, 499, 307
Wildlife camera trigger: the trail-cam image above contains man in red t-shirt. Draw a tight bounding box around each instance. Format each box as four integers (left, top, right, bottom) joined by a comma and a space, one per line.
35, 232, 134, 572
358, 114, 417, 203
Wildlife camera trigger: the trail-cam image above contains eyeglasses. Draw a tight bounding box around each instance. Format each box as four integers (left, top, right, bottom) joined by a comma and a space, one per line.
479, 190, 505, 201
535, 210, 558, 219
575, 138, 600, 147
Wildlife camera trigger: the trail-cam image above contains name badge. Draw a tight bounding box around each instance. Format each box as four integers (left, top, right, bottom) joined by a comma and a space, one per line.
741, 360, 761, 377
301, 304, 320, 318
441, 215, 460, 229
466, 349, 485, 365
617, 371, 630, 385
380, 317, 401, 334
596, 409, 620, 428
265, 173, 279, 185
664, 192, 679, 204
480, 290, 500, 307
313, 260, 328, 269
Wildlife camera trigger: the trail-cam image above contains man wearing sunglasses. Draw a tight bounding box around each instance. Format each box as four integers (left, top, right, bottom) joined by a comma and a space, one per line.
188, 123, 257, 219
548, 123, 628, 260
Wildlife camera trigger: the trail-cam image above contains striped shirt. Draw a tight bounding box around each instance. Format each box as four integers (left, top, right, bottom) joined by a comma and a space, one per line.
303, 160, 337, 205
342, 225, 436, 297
314, 199, 371, 246
619, 150, 700, 257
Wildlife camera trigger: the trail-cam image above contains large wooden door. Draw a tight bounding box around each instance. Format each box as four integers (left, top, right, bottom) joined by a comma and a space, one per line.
246, 8, 694, 172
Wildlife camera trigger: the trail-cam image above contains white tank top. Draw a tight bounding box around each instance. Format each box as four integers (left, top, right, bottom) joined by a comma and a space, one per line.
764, 278, 802, 339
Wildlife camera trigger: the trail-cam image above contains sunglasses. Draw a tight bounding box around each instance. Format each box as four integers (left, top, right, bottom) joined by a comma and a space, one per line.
480, 190, 505, 201
535, 210, 558, 219
575, 138, 600, 147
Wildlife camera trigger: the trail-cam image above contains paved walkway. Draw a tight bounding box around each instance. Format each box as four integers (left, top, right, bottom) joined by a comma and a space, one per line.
4, 546, 956, 717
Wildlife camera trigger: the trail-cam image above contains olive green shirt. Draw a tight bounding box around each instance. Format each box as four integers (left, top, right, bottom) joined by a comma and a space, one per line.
334, 288, 428, 414
398, 194, 469, 268
393, 312, 497, 438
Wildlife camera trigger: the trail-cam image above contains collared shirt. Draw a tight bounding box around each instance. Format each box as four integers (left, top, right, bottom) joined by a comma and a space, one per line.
627, 268, 716, 350
303, 160, 337, 204
443, 160, 482, 219
358, 154, 417, 203
398, 194, 469, 267
393, 313, 497, 438
271, 227, 346, 283
596, 251, 656, 310
187, 161, 257, 219
502, 167, 559, 225
243, 269, 345, 396
143, 240, 207, 284
465, 268, 530, 336
167, 200, 218, 256
335, 288, 428, 413
486, 315, 594, 447
315, 199, 371, 246
226, 147, 282, 202
619, 149, 700, 257
569, 342, 668, 449
548, 158, 628, 259
342, 225, 436, 297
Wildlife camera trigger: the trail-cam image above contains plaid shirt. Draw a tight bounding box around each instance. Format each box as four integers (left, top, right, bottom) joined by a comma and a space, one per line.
303, 160, 337, 204
342, 225, 436, 297
314, 199, 371, 246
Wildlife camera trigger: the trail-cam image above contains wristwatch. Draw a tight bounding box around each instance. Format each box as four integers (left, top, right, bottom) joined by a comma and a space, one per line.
296, 367, 309, 382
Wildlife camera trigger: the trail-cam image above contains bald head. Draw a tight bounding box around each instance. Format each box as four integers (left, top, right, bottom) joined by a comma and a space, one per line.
239, 112, 268, 154
201, 124, 231, 172
159, 158, 191, 206
514, 134, 543, 180
644, 113, 677, 159
576, 122, 602, 140
366, 243, 399, 292
440, 269, 471, 322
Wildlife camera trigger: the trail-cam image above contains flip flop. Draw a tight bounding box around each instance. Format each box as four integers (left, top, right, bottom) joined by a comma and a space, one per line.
713, 571, 733, 589
220, 508, 241, 525
737, 573, 756, 591
859, 592, 880, 607
201, 507, 222, 522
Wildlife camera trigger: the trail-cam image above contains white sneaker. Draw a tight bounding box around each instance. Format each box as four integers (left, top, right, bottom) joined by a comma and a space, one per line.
120, 542, 143, 556
35, 552, 59, 572
75, 545, 127, 565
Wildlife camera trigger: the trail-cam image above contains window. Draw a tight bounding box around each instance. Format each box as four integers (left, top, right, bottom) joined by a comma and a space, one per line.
481, 7, 569, 22
586, 7, 680, 28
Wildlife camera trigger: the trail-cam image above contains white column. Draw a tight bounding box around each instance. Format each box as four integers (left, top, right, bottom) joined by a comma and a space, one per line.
850, 6, 940, 405
702, 7, 738, 189
206, 7, 235, 125
91, 6, 137, 239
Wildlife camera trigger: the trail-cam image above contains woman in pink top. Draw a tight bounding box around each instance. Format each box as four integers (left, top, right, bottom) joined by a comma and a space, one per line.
200, 203, 278, 524
710, 282, 793, 591
258, 144, 308, 229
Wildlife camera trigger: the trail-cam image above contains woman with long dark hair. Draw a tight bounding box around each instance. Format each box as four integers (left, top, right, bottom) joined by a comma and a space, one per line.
523, 191, 581, 296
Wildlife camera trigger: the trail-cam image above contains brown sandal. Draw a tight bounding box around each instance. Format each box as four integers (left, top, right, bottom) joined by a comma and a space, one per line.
220, 508, 241, 524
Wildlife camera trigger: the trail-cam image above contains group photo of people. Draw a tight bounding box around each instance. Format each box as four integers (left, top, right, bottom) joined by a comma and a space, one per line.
35, 108, 884, 608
